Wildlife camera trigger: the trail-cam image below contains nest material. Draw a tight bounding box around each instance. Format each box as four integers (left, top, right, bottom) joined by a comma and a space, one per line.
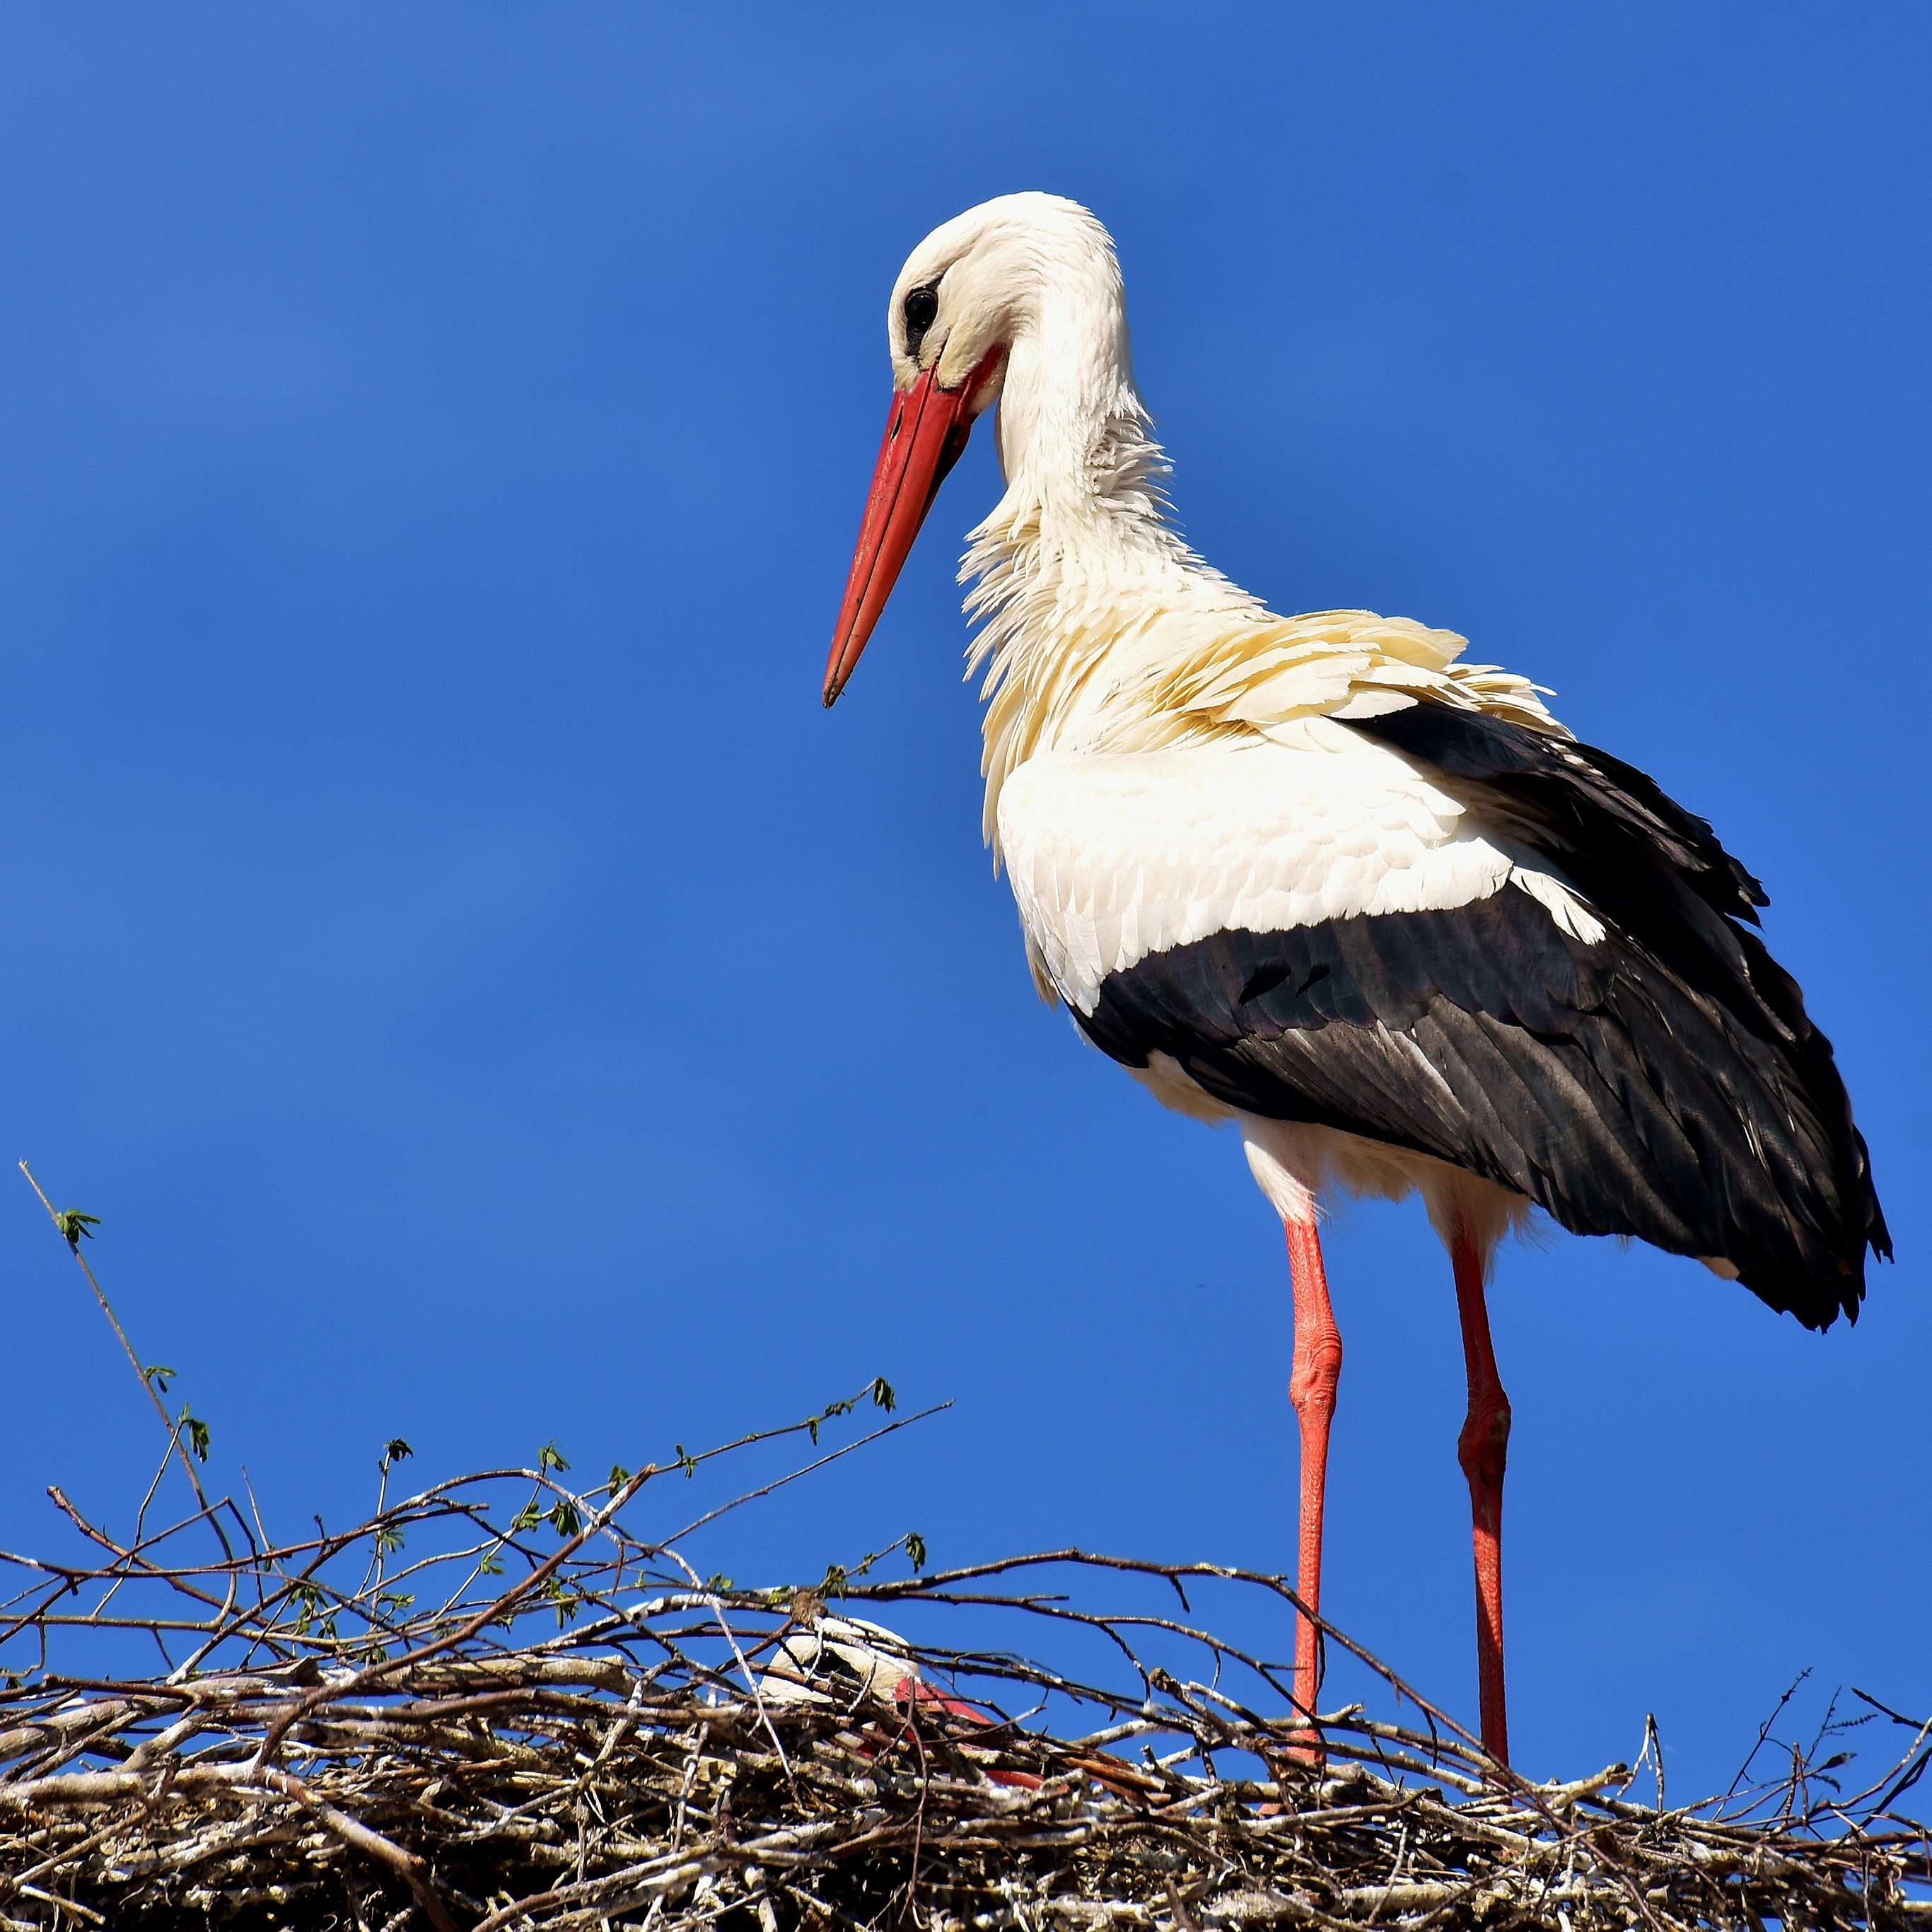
3, 1390, 1928, 1932
2, 1636, 1930, 1932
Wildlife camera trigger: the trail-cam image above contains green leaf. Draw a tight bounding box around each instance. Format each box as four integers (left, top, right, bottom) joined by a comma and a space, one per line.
704, 1572, 733, 1593
55, 1209, 100, 1247
376, 1590, 416, 1615
511, 1502, 543, 1532
374, 1524, 405, 1555
871, 1377, 897, 1412
538, 1439, 570, 1473
179, 1406, 211, 1462
820, 1563, 849, 1599
548, 1498, 583, 1538
804, 1391, 867, 1449
144, 1365, 176, 1396
382, 1438, 414, 1467
479, 1551, 506, 1577
607, 1463, 632, 1494
675, 1444, 696, 1479
906, 1531, 927, 1573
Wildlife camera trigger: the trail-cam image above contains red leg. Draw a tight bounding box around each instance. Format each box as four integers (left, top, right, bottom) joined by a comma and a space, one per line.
1450, 1226, 1511, 1764
1284, 1218, 1342, 1725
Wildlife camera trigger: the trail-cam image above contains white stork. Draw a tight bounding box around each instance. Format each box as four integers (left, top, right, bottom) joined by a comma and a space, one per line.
820, 192, 1889, 1765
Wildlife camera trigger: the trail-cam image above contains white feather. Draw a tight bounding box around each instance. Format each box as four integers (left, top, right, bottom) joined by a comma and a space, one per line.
999, 736, 1530, 1016
1508, 865, 1607, 947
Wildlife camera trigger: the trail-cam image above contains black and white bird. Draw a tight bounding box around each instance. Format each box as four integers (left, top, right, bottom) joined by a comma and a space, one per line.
820, 192, 1889, 1766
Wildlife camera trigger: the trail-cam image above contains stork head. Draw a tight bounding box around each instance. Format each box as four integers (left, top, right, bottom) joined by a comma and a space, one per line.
821, 192, 1129, 706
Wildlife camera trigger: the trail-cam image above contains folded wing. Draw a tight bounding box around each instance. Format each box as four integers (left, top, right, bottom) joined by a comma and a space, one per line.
999, 707, 1888, 1329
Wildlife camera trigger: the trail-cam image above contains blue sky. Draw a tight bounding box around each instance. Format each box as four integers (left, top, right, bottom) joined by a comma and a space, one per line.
1, 4, 1926, 1790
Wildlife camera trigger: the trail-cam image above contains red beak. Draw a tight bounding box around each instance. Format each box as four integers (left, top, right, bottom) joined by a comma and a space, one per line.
822, 349, 1003, 707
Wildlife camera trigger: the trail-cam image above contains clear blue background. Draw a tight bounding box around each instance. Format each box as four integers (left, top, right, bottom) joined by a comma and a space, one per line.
1, 4, 1924, 1791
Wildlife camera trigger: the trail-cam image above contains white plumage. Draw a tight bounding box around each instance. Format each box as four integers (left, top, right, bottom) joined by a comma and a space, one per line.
1001, 731, 1605, 1016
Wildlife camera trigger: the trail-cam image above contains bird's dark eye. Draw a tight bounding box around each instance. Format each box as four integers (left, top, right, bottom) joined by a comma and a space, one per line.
903, 284, 940, 356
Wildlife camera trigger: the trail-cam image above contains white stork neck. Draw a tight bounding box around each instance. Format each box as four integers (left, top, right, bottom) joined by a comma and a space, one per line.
974, 270, 1207, 593
961, 267, 1263, 839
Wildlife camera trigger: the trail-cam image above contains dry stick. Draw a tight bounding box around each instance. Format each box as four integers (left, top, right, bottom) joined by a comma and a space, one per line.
13, 1879, 105, 1925
40, 1490, 232, 1617
652, 1402, 953, 1549
127, 1431, 182, 1554
239, 1467, 279, 1569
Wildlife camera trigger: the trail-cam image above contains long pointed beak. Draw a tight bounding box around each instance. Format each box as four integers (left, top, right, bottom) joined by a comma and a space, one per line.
822, 350, 1003, 708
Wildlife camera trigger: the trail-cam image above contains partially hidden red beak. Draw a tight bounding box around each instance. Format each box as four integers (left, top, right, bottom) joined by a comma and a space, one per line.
822, 349, 1003, 707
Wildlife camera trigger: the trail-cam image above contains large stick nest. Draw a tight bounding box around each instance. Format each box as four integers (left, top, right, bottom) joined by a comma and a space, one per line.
4, 1182, 1929, 1931
1, 1369, 1927, 1932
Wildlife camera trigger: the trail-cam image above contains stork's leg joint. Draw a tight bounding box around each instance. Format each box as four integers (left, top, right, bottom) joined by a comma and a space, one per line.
1456, 1390, 1511, 1520
1290, 1329, 1344, 1423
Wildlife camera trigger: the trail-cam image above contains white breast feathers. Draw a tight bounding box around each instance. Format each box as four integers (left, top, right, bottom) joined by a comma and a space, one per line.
996, 718, 1604, 1016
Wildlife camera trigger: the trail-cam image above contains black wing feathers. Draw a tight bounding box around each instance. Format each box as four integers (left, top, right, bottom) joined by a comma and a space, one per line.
1079, 704, 1888, 1330
1355, 702, 1768, 923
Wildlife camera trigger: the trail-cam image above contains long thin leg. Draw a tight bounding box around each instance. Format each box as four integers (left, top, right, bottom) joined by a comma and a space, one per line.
1284, 1217, 1343, 1723
1450, 1225, 1511, 1764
